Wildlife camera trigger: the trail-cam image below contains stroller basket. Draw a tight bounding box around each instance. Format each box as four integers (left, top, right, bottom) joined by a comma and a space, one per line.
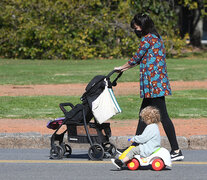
67, 122, 111, 144
48, 70, 122, 160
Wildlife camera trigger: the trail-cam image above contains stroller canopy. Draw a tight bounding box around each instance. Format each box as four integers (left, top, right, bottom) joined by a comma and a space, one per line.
82, 71, 122, 124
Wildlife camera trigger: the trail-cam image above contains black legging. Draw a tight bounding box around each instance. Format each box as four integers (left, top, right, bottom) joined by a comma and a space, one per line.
136, 96, 179, 151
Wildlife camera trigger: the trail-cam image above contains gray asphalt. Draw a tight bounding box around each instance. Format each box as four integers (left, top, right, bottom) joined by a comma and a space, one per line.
0, 149, 207, 180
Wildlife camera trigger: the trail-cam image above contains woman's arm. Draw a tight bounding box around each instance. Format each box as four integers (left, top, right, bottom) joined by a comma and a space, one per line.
128, 37, 150, 66
114, 62, 137, 72
114, 36, 150, 72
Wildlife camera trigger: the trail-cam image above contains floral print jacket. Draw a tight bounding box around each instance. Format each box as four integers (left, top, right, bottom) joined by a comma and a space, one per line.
128, 33, 172, 98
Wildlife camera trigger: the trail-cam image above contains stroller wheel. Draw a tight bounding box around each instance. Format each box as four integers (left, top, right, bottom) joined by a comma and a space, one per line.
60, 143, 72, 157
64, 144, 72, 157
88, 144, 104, 161
103, 142, 117, 158
50, 145, 64, 159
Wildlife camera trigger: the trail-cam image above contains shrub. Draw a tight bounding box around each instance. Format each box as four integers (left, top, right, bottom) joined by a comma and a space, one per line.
0, 0, 186, 59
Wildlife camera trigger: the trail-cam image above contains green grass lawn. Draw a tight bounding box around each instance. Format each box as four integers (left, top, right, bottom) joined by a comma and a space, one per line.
0, 89, 206, 120
0, 55, 207, 85
0, 55, 206, 120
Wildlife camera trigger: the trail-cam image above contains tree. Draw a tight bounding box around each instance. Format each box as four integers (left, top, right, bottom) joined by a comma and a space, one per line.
176, 0, 207, 47
0, 0, 191, 59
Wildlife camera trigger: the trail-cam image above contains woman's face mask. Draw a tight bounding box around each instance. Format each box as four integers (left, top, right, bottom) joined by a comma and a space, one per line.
134, 29, 142, 38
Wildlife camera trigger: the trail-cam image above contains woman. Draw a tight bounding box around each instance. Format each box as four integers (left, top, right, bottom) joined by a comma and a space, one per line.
114, 13, 184, 161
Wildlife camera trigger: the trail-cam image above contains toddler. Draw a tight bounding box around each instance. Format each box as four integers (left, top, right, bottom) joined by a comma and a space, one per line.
111, 106, 161, 169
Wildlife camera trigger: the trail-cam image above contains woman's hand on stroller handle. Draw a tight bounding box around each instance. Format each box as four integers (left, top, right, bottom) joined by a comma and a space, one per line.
114, 62, 137, 72
114, 66, 123, 73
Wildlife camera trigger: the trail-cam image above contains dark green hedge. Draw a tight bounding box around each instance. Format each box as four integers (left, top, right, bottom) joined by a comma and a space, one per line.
0, 0, 186, 59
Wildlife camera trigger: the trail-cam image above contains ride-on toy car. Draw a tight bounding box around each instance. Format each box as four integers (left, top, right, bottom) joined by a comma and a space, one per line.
123, 147, 172, 171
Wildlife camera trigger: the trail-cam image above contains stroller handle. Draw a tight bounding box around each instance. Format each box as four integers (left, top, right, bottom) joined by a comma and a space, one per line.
106, 70, 121, 78
59, 103, 74, 115
106, 70, 123, 87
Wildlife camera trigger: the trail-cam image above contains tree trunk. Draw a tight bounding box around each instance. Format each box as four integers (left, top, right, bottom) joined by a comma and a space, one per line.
189, 9, 203, 47
178, 5, 203, 47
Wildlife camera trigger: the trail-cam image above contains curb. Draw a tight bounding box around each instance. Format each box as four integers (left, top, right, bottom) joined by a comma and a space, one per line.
0, 133, 207, 150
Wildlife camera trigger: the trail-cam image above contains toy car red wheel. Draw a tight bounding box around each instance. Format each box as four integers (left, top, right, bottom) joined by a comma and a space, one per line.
127, 158, 139, 170
152, 158, 165, 171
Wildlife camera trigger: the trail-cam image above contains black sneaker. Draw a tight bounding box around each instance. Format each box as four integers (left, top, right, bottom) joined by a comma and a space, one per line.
170, 150, 184, 161
111, 158, 124, 169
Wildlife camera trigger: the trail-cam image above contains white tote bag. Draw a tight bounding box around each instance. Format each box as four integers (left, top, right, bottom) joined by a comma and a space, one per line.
92, 79, 122, 124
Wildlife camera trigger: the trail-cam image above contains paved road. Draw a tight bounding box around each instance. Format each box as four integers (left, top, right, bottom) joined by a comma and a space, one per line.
0, 149, 207, 180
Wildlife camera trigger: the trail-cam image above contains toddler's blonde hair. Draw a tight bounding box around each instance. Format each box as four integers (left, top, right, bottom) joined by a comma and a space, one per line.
140, 106, 161, 124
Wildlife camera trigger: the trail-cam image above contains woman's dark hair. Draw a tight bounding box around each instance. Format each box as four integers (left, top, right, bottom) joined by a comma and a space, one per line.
131, 13, 160, 39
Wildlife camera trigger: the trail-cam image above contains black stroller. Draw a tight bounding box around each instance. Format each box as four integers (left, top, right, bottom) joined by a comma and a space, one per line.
47, 70, 123, 160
